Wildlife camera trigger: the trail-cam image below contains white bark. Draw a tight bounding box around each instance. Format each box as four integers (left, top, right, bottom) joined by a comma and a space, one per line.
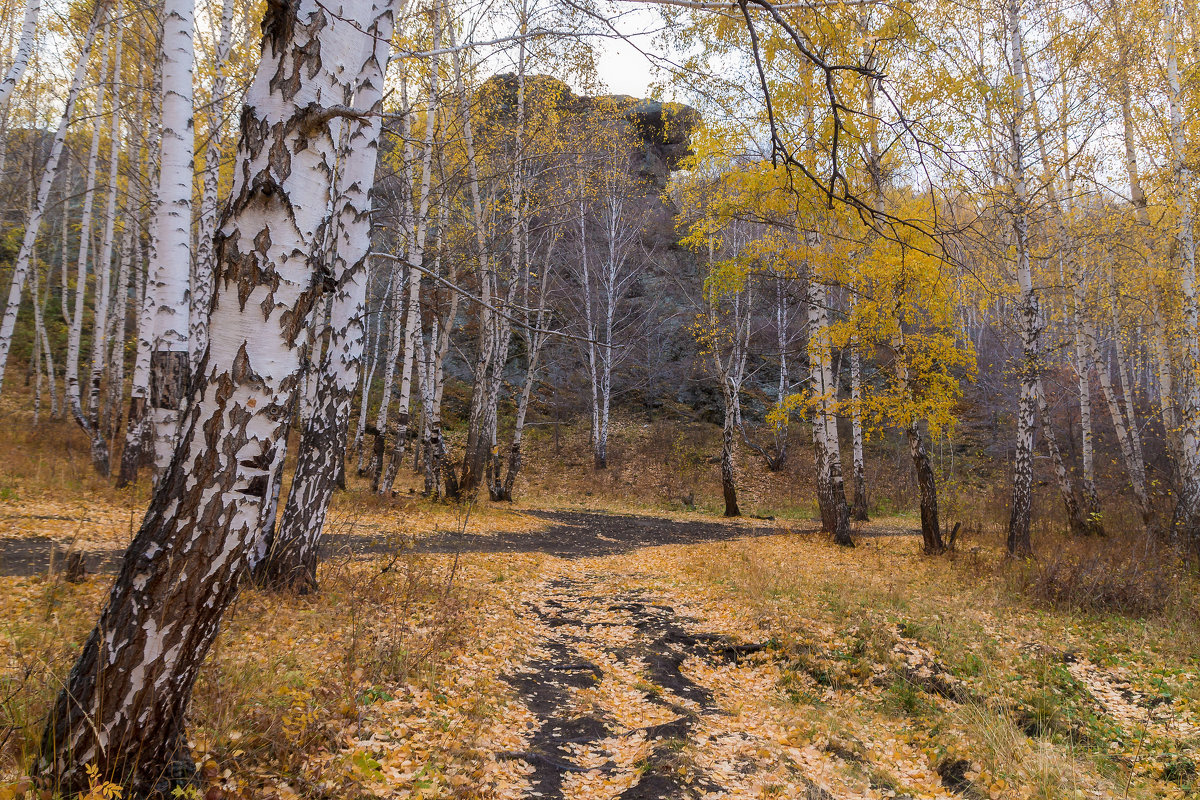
0, 0, 39, 109
1165, 0, 1200, 543
381, 22, 439, 494
1006, 0, 1037, 555
41, 0, 390, 786
145, 0, 196, 473
191, 0, 235, 372
87, 6, 124, 438
808, 277, 852, 545
258, 10, 394, 581
107, 230, 132, 440
367, 84, 415, 484
66, 23, 112, 462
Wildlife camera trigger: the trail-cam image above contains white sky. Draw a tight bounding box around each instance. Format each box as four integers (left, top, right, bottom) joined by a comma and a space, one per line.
590, 7, 673, 99
594, 28, 659, 98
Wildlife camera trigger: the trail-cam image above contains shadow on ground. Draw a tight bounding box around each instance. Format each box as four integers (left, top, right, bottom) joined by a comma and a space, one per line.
0, 510, 808, 577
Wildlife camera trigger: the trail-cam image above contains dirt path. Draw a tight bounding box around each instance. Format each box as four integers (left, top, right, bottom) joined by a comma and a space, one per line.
497, 565, 837, 800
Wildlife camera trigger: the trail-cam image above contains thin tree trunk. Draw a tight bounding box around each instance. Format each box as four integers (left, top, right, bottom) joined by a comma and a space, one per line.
66, 26, 111, 472
908, 425, 943, 553
849, 333, 869, 520
426, 219, 459, 497
1092, 330, 1152, 522
368, 262, 405, 482
499, 231, 552, 502
144, 0, 196, 474
1006, 0, 1037, 557
1037, 382, 1090, 535
107, 230, 132, 442
0, 0, 40, 109
1164, 0, 1200, 550
381, 27, 439, 494
354, 278, 381, 474
190, 0, 234, 372
454, 21, 496, 494
116, 139, 156, 487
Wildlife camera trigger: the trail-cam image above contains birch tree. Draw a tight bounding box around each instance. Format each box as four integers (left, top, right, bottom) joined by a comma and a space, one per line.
39, 0, 396, 788
64, 19, 112, 473
257, 0, 399, 590
696, 237, 753, 518
0, 0, 39, 110
143, 0, 196, 472
1004, 0, 1039, 556
191, 0, 236, 372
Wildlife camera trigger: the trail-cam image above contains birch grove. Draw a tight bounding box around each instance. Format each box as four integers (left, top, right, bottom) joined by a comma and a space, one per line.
5, 0, 1200, 786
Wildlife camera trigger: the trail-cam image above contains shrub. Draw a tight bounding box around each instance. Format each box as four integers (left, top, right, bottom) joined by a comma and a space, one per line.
1010, 539, 1180, 617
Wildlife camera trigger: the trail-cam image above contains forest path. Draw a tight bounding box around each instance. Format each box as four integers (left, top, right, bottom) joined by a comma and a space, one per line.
496, 560, 837, 800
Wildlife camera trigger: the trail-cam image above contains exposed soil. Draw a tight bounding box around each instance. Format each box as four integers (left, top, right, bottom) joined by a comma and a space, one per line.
500, 569, 806, 799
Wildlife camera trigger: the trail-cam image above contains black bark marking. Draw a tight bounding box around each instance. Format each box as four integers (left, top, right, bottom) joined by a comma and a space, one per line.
149, 351, 190, 411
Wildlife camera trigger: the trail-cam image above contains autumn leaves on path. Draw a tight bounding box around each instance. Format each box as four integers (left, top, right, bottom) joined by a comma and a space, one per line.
500, 567, 832, 800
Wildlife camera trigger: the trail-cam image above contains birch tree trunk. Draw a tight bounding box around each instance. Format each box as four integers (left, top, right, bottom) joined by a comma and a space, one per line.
38, 0, 386, 789
117, 58, 164, 486
381, 33, 439, 495
1164, 0, 1200, 549
368, 263, 405, 481
0, 0, 39, 109
118, 229, 156, 487
499, 226, 552, 501
81, 11, 125, 472
354, 279, 381, 473
849, 329, 869, 520
107, 231, 132, 442
258, 2, 397, 589
1005, 0, 1038, 557
1036, 381, 1089, 535
892, 323, 945, 554
31, 257, 56, 418
66, 26, 112, 473
455, 22, 498, 494
144, 0, 196, 473
425, 220, 459, 497
191, 0, 235, 372
1090, 329, 1153, 523
808, 279, 853, 546
0, 8, 103, 392
715, 283, 750, 518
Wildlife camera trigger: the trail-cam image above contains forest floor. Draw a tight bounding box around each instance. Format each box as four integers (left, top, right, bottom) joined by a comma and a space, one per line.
2, 486, 1199, 800
0, 408, 1197, 799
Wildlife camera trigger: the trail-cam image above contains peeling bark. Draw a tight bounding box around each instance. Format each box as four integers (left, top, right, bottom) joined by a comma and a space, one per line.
38, 0, 388, 789
1006, 0, 1037, 557
191, 0, 235, 372
808, 279, 853, 546
259, 0, 397, 590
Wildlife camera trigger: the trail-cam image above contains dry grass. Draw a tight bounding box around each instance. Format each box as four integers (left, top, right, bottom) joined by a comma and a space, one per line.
1008, 535, 1189, 617
1, 541, 543, 797
664, 523, 1200, 799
